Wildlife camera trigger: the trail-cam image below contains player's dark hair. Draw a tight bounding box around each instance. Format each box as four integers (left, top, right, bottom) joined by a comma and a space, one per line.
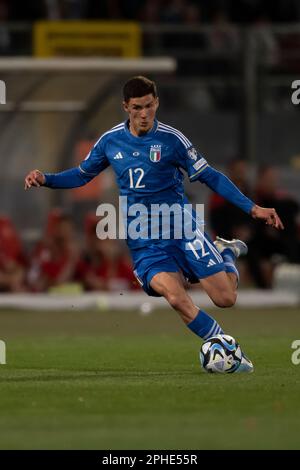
123, 76, 157, 102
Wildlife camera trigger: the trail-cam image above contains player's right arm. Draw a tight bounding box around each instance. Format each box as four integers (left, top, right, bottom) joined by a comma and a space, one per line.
24, 169, 46, 189
24, 138, 110, 190
24, 166, 97, 190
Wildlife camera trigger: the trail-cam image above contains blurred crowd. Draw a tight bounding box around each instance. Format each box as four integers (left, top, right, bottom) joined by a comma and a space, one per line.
1, 0, 300, 76
1, 0, 299, 81
209, 161, 300, 288
0, 0, 299, 23
0, 210, 139, 294
0, 163, 299, 294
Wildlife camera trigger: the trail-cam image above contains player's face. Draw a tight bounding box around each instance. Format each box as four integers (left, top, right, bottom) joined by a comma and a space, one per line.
123, 94, 159, 136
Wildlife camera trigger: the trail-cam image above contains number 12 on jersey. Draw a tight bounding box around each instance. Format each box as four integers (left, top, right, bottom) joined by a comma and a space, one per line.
129, 168, 145, 189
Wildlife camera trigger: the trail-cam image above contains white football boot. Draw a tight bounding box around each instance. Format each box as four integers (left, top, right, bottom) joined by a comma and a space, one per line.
236, 352, 254, 373
214, 236, 248, 258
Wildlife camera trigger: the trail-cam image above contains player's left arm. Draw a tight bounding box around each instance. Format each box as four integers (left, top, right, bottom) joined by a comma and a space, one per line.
175, 135, 284, 231
195, 165, 284, 230
250, 204, 284, 230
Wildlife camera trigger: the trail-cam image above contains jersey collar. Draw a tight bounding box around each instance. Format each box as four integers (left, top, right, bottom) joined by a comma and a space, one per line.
124, 119, 158, 141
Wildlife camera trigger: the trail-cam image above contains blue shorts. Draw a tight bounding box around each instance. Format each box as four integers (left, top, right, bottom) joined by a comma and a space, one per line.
131, 233, 225, 297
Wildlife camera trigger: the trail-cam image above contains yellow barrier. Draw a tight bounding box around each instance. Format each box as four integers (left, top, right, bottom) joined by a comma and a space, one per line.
34, 21, 141, 57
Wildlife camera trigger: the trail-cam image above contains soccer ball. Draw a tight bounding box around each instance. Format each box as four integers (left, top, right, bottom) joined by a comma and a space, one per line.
200, 334, 242, 374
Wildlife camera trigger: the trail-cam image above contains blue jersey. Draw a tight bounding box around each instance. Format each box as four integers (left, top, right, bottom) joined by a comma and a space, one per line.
79, 119, 208, 248
43, 118, 255, 292
44, 119, 254, 250
80, 119, 208, 199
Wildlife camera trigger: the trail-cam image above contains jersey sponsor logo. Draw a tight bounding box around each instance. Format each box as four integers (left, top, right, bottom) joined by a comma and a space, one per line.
114, 152, 123, 160
149, 145, 161, 162
187, 147, 197, 161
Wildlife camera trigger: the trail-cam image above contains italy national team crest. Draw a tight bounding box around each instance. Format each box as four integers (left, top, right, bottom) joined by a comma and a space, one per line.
149, 145, 161, 162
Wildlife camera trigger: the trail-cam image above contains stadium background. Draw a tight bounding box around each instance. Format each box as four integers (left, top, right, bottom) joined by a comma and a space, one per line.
0, 0, 300, 450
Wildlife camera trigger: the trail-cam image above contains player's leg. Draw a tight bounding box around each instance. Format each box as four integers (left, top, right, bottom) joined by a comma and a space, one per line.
150, 271, 197, 323
195, 237, 248, 308
181, 232, 239, 308
132, 244, 223, 340
150, 271, 224, 339
194, 269, 254, 372
214, 236, 248, 289
176, 234, 253, 372
199, 270, 237, 308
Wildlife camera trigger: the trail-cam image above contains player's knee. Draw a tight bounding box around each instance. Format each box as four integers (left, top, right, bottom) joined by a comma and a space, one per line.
213, 291, 237, 308
166, 293, 182, 310
166, 292, 189, 312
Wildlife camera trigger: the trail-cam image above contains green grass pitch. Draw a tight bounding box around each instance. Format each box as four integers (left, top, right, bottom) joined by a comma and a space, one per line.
0, 306, 300, 449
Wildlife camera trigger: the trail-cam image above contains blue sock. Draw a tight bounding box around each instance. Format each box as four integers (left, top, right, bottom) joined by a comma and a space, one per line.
188, 310, 224, 340
222, 248, 239, 281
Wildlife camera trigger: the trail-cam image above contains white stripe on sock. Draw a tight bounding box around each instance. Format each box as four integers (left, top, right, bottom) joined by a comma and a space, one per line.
211, 323, 221, 337
203, 321, 217, 340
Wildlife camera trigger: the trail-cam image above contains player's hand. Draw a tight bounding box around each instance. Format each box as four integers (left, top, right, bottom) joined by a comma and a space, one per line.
24, 169, 46, 189
250, 204, 284, 230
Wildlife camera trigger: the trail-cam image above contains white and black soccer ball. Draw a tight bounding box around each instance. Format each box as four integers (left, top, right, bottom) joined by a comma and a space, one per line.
200, 334, 242, 374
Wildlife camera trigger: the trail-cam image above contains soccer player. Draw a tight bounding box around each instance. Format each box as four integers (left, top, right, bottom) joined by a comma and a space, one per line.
24, 76, 284, 372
